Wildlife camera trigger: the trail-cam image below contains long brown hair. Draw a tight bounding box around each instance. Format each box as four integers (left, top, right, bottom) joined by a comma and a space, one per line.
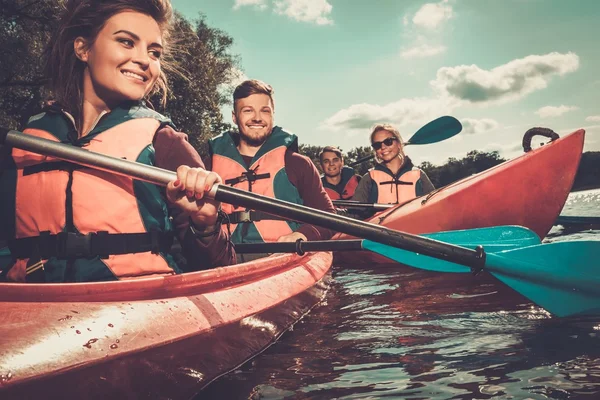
44, 0, 175, 123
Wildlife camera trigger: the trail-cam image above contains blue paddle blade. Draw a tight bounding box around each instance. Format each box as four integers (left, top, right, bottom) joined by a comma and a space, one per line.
486, 241, 600, 318
406, 116, 462, 145
362, 226, 541, 273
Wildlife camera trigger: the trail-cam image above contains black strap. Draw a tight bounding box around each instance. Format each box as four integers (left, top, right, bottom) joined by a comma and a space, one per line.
8, 231, 173, 260
522, 127, 560, 153
225, 167, 270, 186
379, 179, 414, 186
23, 160, 85, 176
227, 210, 287, 224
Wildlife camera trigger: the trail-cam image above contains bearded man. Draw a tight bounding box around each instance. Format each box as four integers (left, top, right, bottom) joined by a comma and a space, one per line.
206, 80, 335, 260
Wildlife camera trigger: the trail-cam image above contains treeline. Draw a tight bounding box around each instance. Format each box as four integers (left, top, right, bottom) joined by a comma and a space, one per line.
300, 144, 600, 191
0, 0, 239, 156
573, 152, 600, 191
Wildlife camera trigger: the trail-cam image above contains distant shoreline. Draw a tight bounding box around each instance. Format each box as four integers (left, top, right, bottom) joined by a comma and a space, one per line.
572, 184, 600, 192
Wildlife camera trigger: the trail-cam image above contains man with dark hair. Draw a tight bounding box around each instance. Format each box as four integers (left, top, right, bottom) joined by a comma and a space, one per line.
319, 146, 361, 200
206, 79, 335, 260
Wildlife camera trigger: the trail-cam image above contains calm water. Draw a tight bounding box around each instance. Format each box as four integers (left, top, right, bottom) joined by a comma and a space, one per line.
199, 189, 600, 400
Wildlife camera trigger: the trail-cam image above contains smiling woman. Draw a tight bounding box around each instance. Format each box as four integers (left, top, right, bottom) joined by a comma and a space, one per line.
0, 0, 235, 283
350, 123, 435, 217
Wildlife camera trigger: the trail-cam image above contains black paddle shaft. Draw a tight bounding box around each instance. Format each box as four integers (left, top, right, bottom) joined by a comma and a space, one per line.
1, 128, 486, 270
234, 240, 365, 254
213, 185, 486, 269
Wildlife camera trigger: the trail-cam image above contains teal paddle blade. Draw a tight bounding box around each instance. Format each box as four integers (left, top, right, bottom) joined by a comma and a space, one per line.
486, 241, 600, 317
407, 116, 462, 145
426, 225, 541, 249
363, 239, 472, 273
362, 226, 541, 273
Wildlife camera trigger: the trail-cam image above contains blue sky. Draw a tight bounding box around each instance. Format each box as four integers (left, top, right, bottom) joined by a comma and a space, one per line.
172, 0, 600, 165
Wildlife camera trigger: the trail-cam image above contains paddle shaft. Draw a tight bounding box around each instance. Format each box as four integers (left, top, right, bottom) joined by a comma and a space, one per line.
235, 240, 365, 254
332, 200, 394, 210
1, 129, 485, 270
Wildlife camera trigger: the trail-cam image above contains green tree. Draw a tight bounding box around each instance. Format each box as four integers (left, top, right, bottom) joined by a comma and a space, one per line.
298, 144, 324, 173
346, 146, 373, 176
420, 151, 506, 188
158, 14, 239, 157
573, 152, 600, 190
0, 2, 239, 157
0, 0, 59, 129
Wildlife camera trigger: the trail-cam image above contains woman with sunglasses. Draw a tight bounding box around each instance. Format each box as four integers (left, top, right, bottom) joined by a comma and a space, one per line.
351, 123, 434, 217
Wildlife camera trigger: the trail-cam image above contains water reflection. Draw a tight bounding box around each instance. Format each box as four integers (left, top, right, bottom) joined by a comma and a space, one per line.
198, 261, 600, 399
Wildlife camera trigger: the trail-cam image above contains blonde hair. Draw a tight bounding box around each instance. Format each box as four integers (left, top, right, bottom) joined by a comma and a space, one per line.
369, 123, 405, 165
369, 123, 404, 145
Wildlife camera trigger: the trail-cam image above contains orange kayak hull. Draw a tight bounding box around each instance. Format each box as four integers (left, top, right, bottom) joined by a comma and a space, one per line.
0, 252, 332, 399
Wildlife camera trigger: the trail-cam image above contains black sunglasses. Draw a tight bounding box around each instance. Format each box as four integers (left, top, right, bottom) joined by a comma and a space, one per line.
371, 137, 398, 150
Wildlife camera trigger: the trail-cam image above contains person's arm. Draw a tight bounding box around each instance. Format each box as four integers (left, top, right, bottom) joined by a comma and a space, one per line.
351, 172, 372, 203
154, 125, 235, 270
285, 151, 336, 241
347, 173, 377, 220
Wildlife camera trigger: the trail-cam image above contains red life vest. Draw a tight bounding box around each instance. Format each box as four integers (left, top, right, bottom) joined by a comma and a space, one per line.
322, 166, 360, 200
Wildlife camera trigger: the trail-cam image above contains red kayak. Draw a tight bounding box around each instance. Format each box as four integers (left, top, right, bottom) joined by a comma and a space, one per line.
335, 129, 585, 263
0, 252, 332, 399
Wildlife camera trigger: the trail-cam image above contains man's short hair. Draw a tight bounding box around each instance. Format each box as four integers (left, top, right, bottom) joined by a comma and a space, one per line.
319, 146, 343, 163
233, 79, 274, 111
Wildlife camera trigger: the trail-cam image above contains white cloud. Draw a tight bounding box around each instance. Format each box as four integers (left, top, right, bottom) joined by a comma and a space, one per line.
233, 0, 333, 25
273, 0, 333, 25
585, 115, 600, 122
431, 52, 580, 104
233, 0, 267, 11
413, 1, 453, 30
320, 97, 456, 132
535, 105, 578, 118
461, 118, 500, 134
401, 44, 446, 59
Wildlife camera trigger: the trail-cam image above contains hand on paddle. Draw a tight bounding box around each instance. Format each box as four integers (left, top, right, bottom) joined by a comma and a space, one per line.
167, 165, 222, 227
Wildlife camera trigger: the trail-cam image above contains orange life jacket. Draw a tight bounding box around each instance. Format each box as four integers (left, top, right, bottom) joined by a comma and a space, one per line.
209, 127, 303, 244
369, 166, 421, 204
1, 104, 179, 282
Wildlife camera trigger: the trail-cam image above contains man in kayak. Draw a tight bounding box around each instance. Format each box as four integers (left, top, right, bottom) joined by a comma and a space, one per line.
206, 79, 335, 261
319, 146, 361, 200
351, 123, 434, 218
0, 0, 235, 282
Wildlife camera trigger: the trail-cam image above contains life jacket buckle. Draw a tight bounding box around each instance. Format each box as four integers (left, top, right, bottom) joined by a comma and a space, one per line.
236, 210, 252, 223
56, 232, 94, 259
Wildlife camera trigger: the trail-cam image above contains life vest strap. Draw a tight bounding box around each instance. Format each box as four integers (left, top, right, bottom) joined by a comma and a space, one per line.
227, 210, 287, 224
23, 160, 84, 176
379, 179, 414, 186
225, 169, 271, 186
9, 231, 173, 260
